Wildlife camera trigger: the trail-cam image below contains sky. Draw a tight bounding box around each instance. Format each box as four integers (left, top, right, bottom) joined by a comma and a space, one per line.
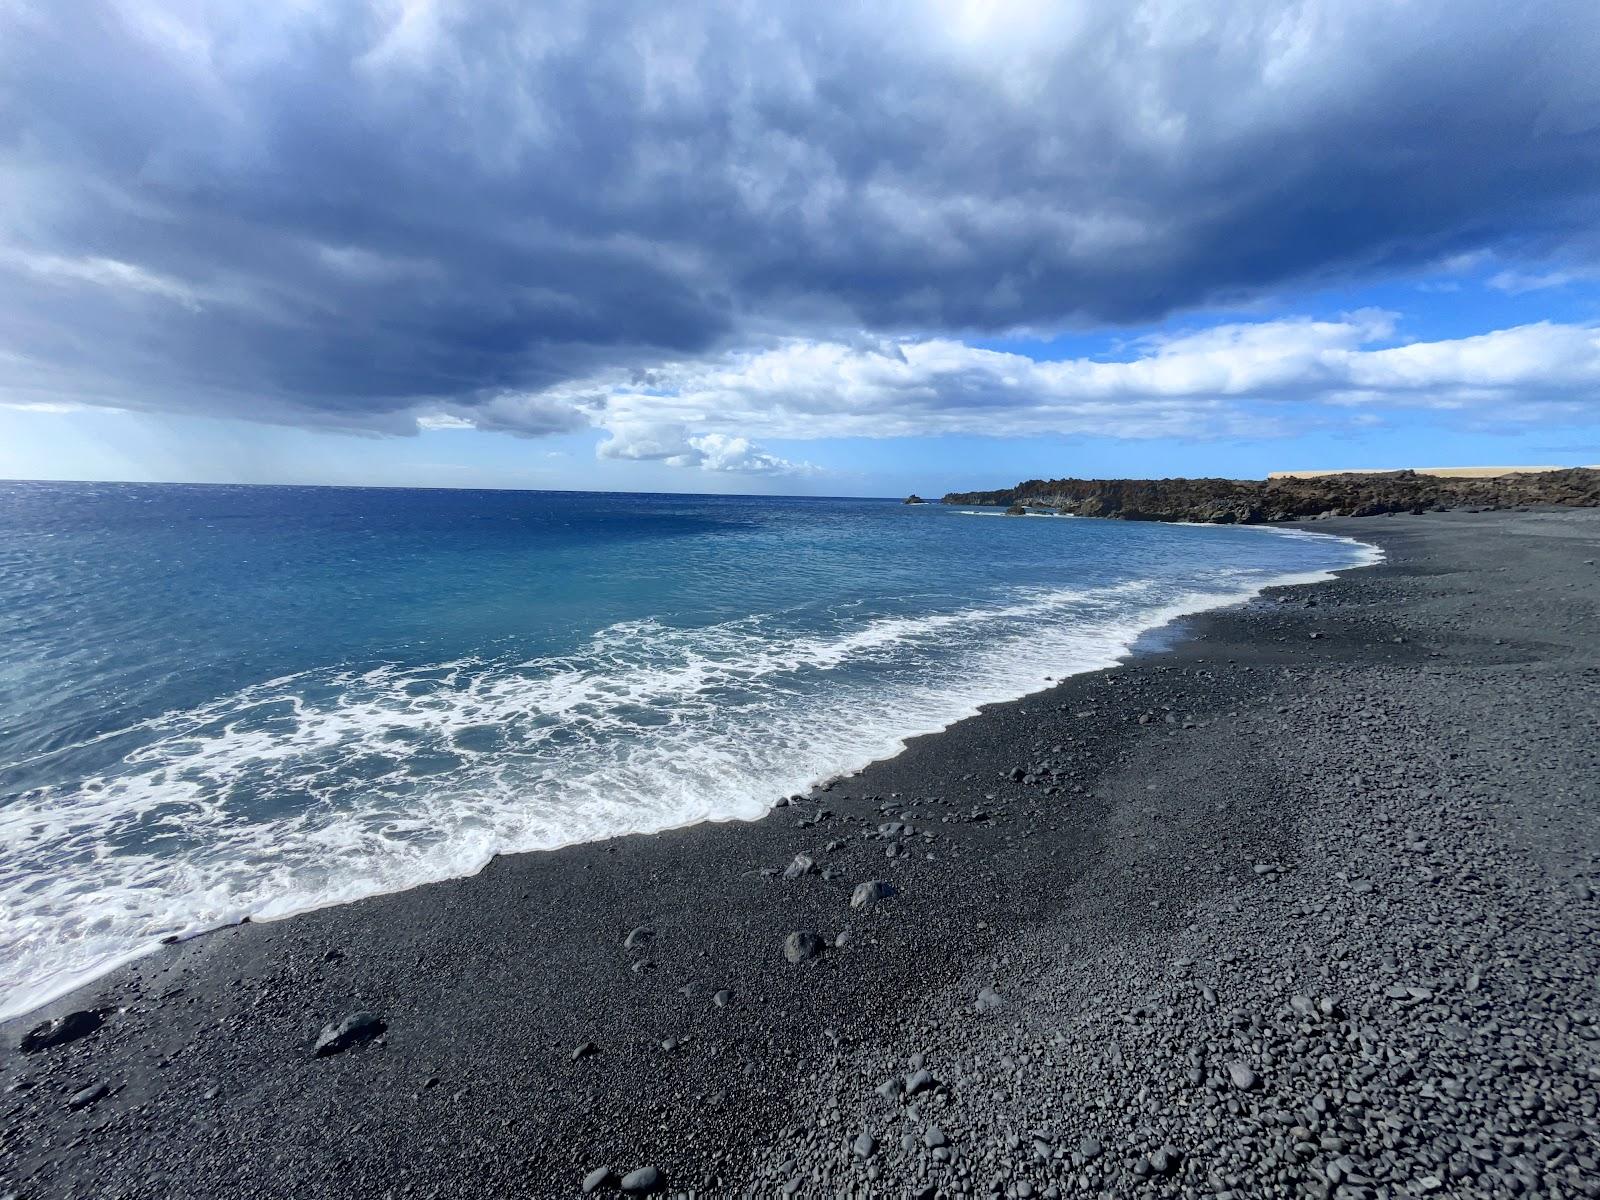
3, 0, 1600, 497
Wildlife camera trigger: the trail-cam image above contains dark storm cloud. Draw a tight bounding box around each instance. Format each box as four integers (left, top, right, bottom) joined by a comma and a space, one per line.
2, 0, 1598, 431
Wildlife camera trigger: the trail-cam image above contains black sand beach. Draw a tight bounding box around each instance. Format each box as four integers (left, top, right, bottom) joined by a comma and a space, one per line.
3, 510, 1598, 1199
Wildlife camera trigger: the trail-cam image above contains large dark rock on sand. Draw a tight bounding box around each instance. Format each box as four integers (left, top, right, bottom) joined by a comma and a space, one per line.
19, 1009, 104, 1054
850, 880, 896, 909
619, 1165, 661, 1192
313, 1011, 386, 1057
66, 1082, 109, 1111
783, 931, 826, 964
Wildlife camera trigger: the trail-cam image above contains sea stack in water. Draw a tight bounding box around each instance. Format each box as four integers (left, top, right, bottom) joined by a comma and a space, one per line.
903, 494, 928, 504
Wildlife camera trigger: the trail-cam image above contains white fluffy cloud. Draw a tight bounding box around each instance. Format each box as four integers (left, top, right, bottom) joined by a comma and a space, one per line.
445, 314, 1600, 466
686, 434, 811, 475
593, 421, 812, 474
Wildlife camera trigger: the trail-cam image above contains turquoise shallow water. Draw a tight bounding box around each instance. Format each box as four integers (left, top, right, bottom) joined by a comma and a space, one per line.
0, 482, 1377, 1017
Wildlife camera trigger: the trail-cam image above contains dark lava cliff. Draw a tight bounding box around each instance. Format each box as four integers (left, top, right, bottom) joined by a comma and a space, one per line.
941, 468, 1600, 523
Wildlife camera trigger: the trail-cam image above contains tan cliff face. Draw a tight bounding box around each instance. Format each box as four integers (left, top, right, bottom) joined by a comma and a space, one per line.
1268, 465, 1599, 480
941, 468, 1600, 524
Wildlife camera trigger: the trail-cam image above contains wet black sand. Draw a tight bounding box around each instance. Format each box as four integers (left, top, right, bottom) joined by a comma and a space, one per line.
3, 510, 1597, 1199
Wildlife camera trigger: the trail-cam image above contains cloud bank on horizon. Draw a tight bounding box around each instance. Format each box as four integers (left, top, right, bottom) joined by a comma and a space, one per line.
3, 0, 1599, 476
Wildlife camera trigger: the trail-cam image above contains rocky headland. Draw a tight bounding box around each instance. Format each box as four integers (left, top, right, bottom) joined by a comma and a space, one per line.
942, 467, 1600, 523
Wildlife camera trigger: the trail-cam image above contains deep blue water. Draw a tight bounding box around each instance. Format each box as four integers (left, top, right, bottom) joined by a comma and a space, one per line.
0, 481, 1377, 1016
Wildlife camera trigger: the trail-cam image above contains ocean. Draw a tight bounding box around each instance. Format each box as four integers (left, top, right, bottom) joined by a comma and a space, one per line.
0, 481, 1377, 1018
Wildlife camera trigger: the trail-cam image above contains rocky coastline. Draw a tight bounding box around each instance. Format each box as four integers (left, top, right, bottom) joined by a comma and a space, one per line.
942, 467, 1600, 523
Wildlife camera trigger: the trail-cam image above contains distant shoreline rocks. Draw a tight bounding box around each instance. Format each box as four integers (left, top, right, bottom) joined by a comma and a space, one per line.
940, 467, 1600, 524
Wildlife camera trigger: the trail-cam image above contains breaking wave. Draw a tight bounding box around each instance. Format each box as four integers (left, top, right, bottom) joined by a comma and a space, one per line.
0, 513, 1378, 1019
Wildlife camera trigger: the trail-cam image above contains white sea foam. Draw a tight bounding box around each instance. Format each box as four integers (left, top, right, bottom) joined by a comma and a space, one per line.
0, 528, 1379, 1019
952, 509, 1076, 517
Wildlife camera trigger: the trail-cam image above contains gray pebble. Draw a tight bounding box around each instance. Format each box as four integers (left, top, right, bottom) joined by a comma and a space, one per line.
313, 1011, 386, 1058
851, 879, 896, 908
782, 931, 825, 964
619, 1164, 660, 1192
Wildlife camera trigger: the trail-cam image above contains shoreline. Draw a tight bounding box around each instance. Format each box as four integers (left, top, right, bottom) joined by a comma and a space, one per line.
3, 510, 1596, 1199
0, 522, 1380, 1026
